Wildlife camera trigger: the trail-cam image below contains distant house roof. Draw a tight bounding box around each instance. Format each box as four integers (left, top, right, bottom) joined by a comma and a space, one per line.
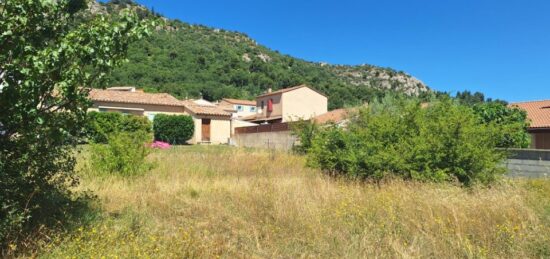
180, 100, 232, 117
511, 100, 550, 129
222, 98, 256, 106
241, 114, 283, 122
89, 88, 184, 107
256, 84, 327, 98
89, 88, 231, 117
313, 108, 349, 124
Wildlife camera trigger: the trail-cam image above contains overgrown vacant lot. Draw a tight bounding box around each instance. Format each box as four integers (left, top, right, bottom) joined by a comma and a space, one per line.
36, 146, 550, 258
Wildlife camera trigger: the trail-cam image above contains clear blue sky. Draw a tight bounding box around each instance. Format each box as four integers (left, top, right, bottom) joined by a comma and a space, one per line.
134, 0, 550, 102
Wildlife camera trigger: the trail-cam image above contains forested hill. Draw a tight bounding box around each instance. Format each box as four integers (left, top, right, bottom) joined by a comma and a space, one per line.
93, 0, 429, 109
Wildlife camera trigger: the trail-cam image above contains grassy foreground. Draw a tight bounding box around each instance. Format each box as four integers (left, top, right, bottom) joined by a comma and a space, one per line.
29, 146, 550, 258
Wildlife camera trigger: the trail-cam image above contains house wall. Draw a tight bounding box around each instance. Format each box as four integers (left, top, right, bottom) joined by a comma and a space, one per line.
188, 114, 231, 145
281, 87, 328, 122
531, 130, 550, 149
210, 119, 231, 144
256, 94, 283, 119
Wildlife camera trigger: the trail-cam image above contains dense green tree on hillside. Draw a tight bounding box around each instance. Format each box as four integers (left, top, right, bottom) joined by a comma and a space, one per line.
99, 1, 428, 109
0, 0, 150, 245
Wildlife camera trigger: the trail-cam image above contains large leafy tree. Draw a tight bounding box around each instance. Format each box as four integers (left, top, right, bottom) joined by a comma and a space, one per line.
472, 102, 531, 148
0, 0, 150, 244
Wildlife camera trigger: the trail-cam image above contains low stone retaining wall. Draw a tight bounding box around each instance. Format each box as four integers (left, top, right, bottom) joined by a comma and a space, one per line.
505, 149, 550, 178
232, 130, 297, 150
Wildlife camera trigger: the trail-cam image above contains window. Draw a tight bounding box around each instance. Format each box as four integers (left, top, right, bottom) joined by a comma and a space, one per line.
250, 106, 256, 112
261, 101, 265, 110
267, 99, 273, 112
237, 105, 243, 111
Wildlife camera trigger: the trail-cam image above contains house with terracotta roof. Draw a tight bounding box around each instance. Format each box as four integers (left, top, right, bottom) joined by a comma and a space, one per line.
243, 84, 328, 123
511, 100, 550, 149
88, 87, 232, 144
218, 98, 257, 118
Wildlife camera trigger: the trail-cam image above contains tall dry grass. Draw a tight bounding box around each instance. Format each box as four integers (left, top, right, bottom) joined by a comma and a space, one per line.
34, 146, 550, 258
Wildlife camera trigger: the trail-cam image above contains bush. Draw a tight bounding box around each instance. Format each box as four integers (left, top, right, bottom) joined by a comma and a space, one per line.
90, 131, 152, 176
153, 114, 194, 144
85, 112, 152, 143
307, 97, 507, 185
472, 102, 530, 148
291, 119, 319, 154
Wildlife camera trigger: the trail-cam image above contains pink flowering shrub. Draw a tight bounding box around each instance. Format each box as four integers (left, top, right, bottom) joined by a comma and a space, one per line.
150, 141, 171, 149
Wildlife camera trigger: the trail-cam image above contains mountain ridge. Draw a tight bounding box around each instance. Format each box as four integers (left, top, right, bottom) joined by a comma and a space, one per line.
91, 0, 429, 109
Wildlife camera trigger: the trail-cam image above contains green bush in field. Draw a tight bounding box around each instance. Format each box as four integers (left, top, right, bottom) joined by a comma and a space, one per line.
85, 111, 152, 143
291, 119, 320, 154
307, 97, 507, 185
90, 131, 152, 176
153, 114, 194, 144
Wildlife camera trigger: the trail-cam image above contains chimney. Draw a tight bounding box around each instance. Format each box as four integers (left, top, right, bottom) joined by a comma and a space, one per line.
267, 88, 272, 93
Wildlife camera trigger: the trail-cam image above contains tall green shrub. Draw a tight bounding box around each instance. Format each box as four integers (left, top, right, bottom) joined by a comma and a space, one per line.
291, 119, 320, 154
472, 102, 530, 148
307, 97, 507, 185
153, 114, 194, 144
90, 131, 152, 176
85, 111, 152, 143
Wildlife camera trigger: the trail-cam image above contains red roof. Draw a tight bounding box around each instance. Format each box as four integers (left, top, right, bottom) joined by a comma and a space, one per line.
511, 100, 550, 129
89, 89, 183, 107
313, 108, 350, 124
89, 89, 231, 117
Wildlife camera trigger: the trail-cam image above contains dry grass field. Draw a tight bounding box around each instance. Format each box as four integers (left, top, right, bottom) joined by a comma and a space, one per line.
29, 146, 550, 258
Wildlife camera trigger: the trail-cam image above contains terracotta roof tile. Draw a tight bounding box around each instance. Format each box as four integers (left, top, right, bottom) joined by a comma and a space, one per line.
313, 108, 350, 124
180, 100, 232, 117
89, 89, 231, 117
89, 89, 184, 106
222, 98, 256, 106
511, 100, 550, 129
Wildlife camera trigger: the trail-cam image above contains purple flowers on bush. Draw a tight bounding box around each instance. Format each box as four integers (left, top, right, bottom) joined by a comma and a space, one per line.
150, 141, 171, 149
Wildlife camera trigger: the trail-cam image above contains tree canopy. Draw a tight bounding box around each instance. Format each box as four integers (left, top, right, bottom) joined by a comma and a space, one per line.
0, 0, 151, 245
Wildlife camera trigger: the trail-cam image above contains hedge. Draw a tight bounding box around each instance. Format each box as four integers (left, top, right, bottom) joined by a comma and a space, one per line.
85, 111, 152, 143
153, 114, 194, 144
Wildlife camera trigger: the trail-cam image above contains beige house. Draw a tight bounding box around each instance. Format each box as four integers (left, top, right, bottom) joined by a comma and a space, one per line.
244, 84, 328, 123
218, 98, 257, 119
88, 87, 232, 144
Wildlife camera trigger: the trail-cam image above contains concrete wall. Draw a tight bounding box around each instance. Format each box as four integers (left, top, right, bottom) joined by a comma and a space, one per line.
282, 87, 328, 122
233, 131, 297, 150
506, 149, 550, 178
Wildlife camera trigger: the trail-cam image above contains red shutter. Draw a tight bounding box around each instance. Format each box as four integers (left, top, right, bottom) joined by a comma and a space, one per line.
267, 99, 273, 112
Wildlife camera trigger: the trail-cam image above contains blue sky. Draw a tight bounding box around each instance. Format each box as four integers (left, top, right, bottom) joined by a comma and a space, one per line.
133, 0, 550, 102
